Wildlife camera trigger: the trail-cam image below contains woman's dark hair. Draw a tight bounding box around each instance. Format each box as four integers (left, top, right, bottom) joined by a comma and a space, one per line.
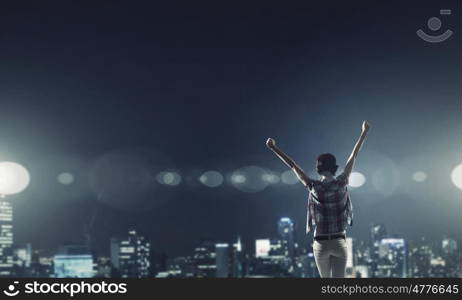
316, 153, 338, 175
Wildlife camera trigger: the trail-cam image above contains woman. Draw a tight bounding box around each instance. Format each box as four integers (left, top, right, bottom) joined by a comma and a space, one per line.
266, 120, 370, 278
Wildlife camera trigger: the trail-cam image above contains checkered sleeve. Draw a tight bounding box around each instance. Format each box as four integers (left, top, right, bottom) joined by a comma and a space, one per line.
336, 172, 349, 186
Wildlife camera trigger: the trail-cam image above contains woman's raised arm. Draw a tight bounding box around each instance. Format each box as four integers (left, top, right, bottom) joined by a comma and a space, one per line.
266, 138, 311, 187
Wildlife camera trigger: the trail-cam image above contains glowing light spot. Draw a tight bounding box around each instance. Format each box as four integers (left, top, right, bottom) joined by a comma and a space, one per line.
231, 174, 246, 184
0, 162, 30, 195
262, 173, 280, 184
199, 171, 224, 188
156, 171, 182, 186
412, 171, 427, 183
230, 166, 269, 193
349, 172, 366, 188
451, 164, 462, 190
281, 170, 298, 185
57, 172, 75, 185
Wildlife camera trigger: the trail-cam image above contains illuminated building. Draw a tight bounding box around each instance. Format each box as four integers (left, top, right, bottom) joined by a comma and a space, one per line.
112, 230, 151, 278
28, 249, 54, 278
110, 238, 121, 271
95, 256, 112, 278
442, 238, 457, 255
441, 237, 458, 277
193, 240, 216, 277
215, 243, 229, 278
429, 256, 446, 277
377, 238, 407, 278
53, 243, 94, 278
0, 200, 13, 276
13, 244, 32, 268
256, 239, 271, 258
370, 223, 387, 277
166, 256, 195, 277
277, 218, 295, 261
251, 239, 290, 277
12, 243, 32, 277
230, 237, 245, 278
410, 242, 432, 278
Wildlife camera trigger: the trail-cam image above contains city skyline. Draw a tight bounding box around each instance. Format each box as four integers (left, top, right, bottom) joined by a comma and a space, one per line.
8, 190, 462, 258
3, 215, 462, 278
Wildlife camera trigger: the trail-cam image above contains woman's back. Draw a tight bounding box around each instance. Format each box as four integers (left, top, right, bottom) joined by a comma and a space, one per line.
307, 172, 352, 235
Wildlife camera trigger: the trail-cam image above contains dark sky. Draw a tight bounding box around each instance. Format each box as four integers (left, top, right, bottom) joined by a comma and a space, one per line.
1, 1, 462, 257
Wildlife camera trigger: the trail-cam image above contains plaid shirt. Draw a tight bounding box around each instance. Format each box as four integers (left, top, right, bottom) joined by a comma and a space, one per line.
306, 172, 353, 235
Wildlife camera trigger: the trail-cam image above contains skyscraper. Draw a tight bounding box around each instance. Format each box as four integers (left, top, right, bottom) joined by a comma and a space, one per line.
111, 230, 151, 278
12, 243, 32, 277
255, 239, 271, 258
193, 239, 216, 278
215, 243, 229, 278
166, 256, 195, 277
410, 238, 432, 278
441, 237, 458, 277
442, 238, 457, 255
13, 244, 32, 268
277, 218, 295, 261
370, 223, 387, 277
0, 200, 13, 276
377, 238, 407, 278
251, 239, 290, 277
230, 237, 245, 278
110, 238, 121, 271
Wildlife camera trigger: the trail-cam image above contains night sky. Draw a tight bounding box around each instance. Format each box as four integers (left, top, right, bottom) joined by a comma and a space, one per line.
1, 1, 462, 257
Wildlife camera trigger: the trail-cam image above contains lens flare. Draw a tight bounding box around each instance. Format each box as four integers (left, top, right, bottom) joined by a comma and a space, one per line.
262, 172, 280, 184
349, 172, 366, 188
157, 171, 182, 186
57, 172, 75, 185
451, 164, 462, 190
281, 170, 298, 185
0, 162, 30, 195
230, 166, 269, 193
412, 171, 427, 183
199, 171, 224, 188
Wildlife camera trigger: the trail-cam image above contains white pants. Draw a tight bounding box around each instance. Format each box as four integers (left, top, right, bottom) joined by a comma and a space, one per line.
313, 238, 348, 278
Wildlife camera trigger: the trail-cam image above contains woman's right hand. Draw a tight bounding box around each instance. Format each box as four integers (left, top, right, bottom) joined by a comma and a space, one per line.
266, 138, 276, 149
362, 120, 370, 133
